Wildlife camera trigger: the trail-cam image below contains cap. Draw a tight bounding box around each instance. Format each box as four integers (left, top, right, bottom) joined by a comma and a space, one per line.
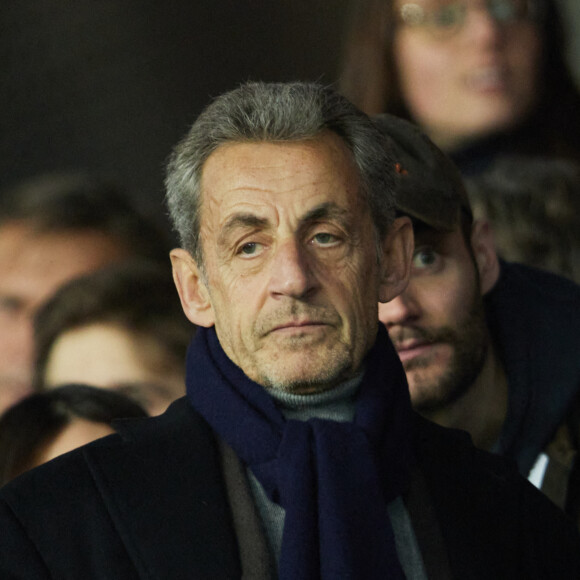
373, 114, 472, 231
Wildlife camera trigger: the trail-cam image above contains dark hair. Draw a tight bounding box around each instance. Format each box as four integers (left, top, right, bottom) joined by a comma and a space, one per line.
0, 384, 146, 485
165, 81, 398, 266
33, 260, 194, 391
339, 0, 580, 159
466, 156, 580, 282
0, 172, 173, 264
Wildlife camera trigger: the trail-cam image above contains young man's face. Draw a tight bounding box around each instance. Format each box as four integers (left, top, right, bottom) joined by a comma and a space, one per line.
172, 133, 412, 394
379, 224, 491, 411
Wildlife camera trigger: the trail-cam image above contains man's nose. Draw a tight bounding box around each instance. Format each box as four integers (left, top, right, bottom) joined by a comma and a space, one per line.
268, 239, 315, 299
378, 288, 420, 329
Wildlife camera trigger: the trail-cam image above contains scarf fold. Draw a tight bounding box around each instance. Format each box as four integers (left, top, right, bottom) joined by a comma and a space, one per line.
186, 325, 413, 579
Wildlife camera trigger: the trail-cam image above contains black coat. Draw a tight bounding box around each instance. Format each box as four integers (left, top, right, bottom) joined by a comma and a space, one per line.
484, 261, 580, 522
485, 261, 580, 473
1, 398, 579, 579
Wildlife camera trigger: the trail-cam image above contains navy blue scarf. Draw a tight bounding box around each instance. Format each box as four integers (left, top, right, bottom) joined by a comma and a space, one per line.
186, 325, 413, 579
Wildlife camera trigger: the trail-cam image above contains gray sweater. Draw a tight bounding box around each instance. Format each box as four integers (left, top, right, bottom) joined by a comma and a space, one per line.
247, 375, 428, 579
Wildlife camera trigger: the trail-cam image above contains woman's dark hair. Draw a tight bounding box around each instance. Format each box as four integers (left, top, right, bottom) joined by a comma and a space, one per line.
33, 260, 194, 391
0, 384, 147, 486
340, 0, 580, 160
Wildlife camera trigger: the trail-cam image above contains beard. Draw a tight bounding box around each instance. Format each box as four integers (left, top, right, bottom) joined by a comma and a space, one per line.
389, 291, 489, 413
216, 299, 362, 396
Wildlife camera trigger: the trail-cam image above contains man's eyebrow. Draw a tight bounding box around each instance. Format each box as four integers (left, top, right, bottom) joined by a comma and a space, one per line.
300, 202, 349, 225
218, 203, 349, 245
219, 213, 270, 244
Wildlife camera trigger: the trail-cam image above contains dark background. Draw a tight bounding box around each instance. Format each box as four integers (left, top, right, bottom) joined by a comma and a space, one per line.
1, 0, 578, 222
0, 0, 350, 220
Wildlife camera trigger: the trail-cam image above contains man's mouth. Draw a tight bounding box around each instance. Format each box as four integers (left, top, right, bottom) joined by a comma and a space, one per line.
393, 338, 434, 363
270, 320, 328, 334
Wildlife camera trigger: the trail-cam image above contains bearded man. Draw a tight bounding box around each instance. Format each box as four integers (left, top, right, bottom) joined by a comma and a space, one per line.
376, 114, 580, 525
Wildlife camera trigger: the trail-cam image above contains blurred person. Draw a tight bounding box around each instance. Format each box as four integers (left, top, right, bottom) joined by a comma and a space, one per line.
33, 261, 193, 416
0, 384, 147, 486
341, 0, 580, 174
375, 114, 580, 523
466, 155, 580, 283
0, 82, 578, 578
0, 172, 172, 413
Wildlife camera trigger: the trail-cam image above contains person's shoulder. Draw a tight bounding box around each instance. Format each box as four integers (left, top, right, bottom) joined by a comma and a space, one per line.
485, 260, 580, 344
111, 395, 202, 443
0, 397, 210, 509
496, 260, 580, 305
0, 398, 238, 578
412, 412, 518, 483
412, 414, 580, 576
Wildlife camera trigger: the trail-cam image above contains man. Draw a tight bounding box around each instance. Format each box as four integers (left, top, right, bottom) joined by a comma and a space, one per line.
0, 173, 171, 413
0, 83, 578, 578
375, 114, 580, 521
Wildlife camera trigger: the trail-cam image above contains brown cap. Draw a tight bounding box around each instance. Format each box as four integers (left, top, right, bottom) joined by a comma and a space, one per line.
373, 114, 472, 232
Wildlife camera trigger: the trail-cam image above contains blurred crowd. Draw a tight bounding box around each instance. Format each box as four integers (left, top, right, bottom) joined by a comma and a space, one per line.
0, 173, 195, 483
1, 0, 580, 574
340, 0, 580, 281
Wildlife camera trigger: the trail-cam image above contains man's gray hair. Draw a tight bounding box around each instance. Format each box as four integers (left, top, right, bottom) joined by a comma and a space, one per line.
165, 81, 397, 265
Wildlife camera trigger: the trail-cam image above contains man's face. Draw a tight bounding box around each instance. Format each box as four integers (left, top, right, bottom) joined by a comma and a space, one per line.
0, 224, 131, 412
378, 225, 489, 411
172, 134, 410, 394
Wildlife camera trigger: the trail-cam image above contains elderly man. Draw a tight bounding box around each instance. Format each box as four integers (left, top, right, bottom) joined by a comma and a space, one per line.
0, 83, 578, 578
376, 114, 580, 524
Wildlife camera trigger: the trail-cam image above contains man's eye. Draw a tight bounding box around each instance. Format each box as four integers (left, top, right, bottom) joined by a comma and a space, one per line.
238, 242, 262, 256
412, 247, 438, 269
312, 232, 339, 246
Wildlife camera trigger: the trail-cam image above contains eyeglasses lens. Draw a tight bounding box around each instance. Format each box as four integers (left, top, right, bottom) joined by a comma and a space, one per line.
399, 0, 540, 36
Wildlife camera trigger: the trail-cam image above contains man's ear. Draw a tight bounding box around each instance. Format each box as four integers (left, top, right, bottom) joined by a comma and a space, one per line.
470, 219, 500, 295
378, 216, 414, 303
170, 248, 215, 327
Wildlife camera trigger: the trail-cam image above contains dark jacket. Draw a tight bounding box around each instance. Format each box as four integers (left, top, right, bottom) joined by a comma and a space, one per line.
0, 397, 579, 579
450, 116, 580, 177
485, 261, 580, 518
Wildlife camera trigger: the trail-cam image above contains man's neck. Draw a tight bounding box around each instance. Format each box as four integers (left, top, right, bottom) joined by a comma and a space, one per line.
423, 342, 508, 451
268, 372, 363, 423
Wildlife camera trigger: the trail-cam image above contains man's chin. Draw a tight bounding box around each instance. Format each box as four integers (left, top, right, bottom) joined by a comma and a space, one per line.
406, 368, 452, 409
256, 350, 351, 395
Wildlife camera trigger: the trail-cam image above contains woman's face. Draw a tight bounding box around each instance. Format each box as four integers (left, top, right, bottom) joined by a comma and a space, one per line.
393, 0, 543, 150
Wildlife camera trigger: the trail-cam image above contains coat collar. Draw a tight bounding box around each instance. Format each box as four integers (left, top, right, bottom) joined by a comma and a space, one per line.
84, 398, 242, 579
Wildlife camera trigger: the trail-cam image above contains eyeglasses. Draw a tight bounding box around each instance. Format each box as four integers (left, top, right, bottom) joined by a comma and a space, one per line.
397, 0, 544, 38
